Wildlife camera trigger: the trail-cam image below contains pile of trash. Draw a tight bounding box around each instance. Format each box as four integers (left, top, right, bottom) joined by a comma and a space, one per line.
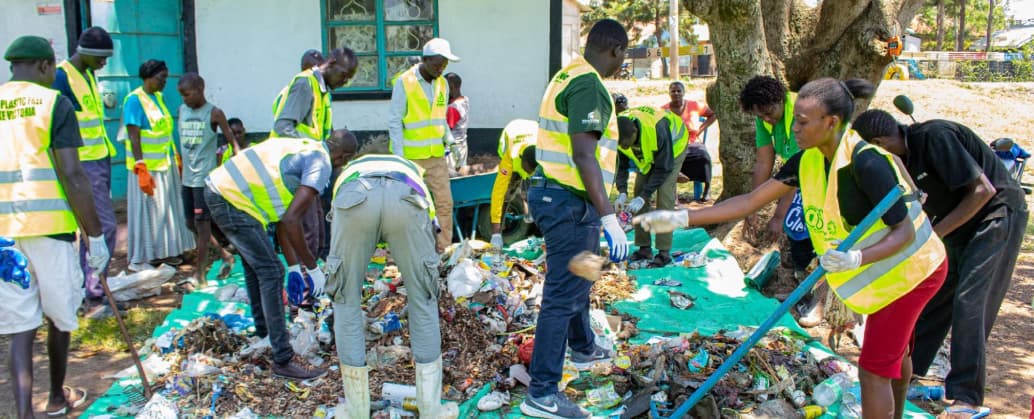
93, 237, 872, 418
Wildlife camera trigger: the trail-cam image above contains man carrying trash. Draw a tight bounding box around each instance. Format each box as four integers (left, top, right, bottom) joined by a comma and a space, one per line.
325, 143, 457, 419
1, 35, 109, 418
204, 131, 356, 379
489, 118, 539, 250
388, 38, 460, 251
614, 105, 688, 267
521, 19, 629, 419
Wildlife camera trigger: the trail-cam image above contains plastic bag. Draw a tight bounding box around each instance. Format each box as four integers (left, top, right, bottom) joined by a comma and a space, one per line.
446, 259, 482, 298
105, 264, 176, 301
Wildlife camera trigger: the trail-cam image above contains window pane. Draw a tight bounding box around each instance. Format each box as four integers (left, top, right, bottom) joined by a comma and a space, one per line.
385, 55, 419, 87
386, 25, 434, 51
347, 55, 380, 88
327, 0, 376, 21
383, 0, 434, 22
329, 26, 377, 54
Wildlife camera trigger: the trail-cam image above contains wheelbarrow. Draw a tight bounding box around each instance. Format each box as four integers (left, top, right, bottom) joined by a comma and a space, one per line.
449, 172, 534, 243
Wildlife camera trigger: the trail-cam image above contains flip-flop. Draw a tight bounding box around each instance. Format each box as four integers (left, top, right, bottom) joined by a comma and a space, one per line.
218, 259, 234, 279
45, 386, 87, 417
939, 406, 991, 419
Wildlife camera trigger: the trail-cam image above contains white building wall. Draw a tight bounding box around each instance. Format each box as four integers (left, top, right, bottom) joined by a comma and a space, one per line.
194, 0, 550, 133
194, 0, 322, 132
0, 1, 70, 82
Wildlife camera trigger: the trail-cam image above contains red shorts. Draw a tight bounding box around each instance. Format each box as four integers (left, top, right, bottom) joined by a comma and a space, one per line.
858, 258, 948, 379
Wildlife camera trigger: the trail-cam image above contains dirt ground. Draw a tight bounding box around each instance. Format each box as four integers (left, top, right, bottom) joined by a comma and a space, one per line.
1, 79, 1032, 418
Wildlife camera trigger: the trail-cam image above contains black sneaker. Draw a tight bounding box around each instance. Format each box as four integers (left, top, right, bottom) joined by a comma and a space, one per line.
569, 344, 613, 370
520, 392, 589, 419
272, 355, 327, 379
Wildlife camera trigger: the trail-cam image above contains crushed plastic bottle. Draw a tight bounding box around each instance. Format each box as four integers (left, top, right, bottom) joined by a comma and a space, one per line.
906, 385, 945, 400
812, 372, 852, 407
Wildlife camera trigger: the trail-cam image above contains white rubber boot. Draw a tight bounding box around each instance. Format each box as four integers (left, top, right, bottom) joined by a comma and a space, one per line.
336, 364, 370, 419
415, 357, 458, 418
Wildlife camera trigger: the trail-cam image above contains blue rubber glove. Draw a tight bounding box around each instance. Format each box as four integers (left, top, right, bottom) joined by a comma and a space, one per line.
0, 238, 31, 290
286, 265, 306, 306
601, 214, 629, 262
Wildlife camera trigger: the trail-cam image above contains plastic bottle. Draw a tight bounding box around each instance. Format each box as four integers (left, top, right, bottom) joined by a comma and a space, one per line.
812, 372, 853, 407
798, 405, 825, 419
906, 385, 945, 400
840, 390, 862, 418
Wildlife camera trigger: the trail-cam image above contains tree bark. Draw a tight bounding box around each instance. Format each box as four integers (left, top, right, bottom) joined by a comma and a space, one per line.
681, 0, 924, 199
984, 0, 994, 53
936, 0, 945, 50
957, 0, 967, 50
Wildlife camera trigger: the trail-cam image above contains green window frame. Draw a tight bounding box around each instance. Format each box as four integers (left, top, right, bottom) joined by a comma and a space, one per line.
322, 0, 439, 94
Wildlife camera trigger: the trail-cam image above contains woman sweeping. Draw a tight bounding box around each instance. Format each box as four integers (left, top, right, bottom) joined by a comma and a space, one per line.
635, 77, 947, 419
121, 59, 195, 272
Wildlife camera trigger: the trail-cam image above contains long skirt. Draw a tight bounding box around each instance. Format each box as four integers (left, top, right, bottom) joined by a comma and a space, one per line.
127, 166, 196, 264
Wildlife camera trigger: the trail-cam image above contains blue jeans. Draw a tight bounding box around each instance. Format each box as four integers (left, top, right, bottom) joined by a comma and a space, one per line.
526, 183, 600, 398
205, 188, 293, 365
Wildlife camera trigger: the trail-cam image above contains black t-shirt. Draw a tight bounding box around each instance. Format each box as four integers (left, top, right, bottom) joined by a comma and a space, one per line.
49, 96, 85, 242
902, 120, 1024, 244
775, 148, 909, 227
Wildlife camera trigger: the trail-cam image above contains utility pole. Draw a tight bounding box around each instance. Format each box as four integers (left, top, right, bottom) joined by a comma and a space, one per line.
669, 0, 679, 79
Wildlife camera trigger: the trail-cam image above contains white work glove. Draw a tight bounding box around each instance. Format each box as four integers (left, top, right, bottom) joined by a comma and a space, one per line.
86, 235, 110, 272
819, 249, 863, 273
614, 193, 628, 211
626, 196, 646, 214
306, 266, 327, 298
633, 209, 689, 234
601, 214, 629, 262
490, 233, 504, 250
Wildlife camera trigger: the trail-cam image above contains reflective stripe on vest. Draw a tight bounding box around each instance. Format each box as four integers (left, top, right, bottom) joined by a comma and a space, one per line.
498, 119, 539, 179
535, 57, 619, 192
208, 137, 327, 227
335, 154, 436, 221
761, 91, 796, 140
274, 70, 332, 141
618, 106, 661, 174
799, 128, 946, 314
396, 65, 447, 160
0, 81, 78, 237
122, 87, 173, 170
58, 61, 115, 161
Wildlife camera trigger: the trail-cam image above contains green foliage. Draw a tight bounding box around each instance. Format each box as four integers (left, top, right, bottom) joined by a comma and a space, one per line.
913, 0, 1009, 50
582, 0, 700, 47
71, 307, 168, 352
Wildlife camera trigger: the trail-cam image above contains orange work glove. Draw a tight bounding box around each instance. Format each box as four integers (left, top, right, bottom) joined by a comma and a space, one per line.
134, 162, 155, 196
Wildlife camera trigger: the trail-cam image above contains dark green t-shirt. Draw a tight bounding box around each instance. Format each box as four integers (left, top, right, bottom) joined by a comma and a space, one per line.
755, 117, 799, 161
555, 73, 614, 136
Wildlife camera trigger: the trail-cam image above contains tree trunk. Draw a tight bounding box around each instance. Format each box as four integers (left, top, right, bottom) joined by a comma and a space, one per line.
985, 0, 995, 53
936, 0, 945, 50
681, 0, 924, 200
656, 0, 669, 78
957, 0, 967, 51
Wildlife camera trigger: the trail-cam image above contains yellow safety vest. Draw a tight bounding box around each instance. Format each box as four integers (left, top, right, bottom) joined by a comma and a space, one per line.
535, 56, 619, 192
334, 154, 436, 221
273, 69, 332, 141
497, 119, 539, 179
799, 128, 946, 314
761, 91, 796, 140
618, 106, 661, 174
208, 137, 328, 227
396, 64, 448, 160
0, 81, 79, 238
57, 61, 115, 161
121, 87, 174, 171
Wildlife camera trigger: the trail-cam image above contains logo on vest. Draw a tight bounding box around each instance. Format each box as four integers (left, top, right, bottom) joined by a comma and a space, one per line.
555, 72, 570, 83
437, 93, 446, 107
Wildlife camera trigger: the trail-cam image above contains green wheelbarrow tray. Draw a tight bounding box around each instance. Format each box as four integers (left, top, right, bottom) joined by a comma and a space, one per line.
449, 172, 498, 240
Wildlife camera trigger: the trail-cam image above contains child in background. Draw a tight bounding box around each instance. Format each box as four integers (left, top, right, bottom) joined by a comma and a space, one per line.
446, 72, 469, 171
218, 117, 249, 164
177, 72, 240, 288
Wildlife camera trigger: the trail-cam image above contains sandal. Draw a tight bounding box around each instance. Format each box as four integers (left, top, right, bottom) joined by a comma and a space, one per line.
217, 257, 234, 279
938, 405, 991, 419
45, 386, 87, 417
629, 249, 653, 263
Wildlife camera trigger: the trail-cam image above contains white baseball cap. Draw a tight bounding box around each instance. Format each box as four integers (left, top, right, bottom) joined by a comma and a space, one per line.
422, 38, 460, 61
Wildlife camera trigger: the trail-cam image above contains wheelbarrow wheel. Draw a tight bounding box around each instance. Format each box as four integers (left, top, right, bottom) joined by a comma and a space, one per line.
477, 198, 532, 245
